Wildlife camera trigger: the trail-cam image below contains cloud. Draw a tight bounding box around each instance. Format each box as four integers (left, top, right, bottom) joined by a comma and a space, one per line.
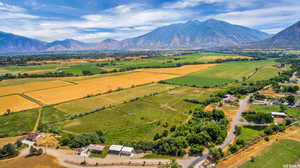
164, 0, 255, 9
0, 2, 25, 12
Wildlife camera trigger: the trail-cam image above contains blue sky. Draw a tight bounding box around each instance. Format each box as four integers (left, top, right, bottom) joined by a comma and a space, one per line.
0, 0, 299, 42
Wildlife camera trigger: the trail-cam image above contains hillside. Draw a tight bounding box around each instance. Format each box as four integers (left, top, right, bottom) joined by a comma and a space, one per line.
248, 21, 300, 49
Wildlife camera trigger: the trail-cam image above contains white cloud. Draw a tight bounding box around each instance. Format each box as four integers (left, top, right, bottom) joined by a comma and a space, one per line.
0, 2, 24, 12
164, 0, 255, 9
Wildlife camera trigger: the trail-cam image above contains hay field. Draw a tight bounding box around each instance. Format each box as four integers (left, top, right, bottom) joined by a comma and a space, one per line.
0, 95, 40, 115
55, 83, 177, 114
0, 155, 65, 168
0, 80, 72, 96
26, 64, 213, 105
136, 64, 216, 75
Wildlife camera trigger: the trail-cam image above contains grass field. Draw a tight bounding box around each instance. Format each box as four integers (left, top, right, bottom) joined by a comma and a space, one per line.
41, 106, 68, 124
241, 139, 300, 168
248, 66, 283, 81
61, 87, 208, 143
163, 60, 280, 87
55, 83, 177, 114
0, 95, 40, 115
0, 155, 65, 168
0, 109, 38, 137
238, 126, 266, 143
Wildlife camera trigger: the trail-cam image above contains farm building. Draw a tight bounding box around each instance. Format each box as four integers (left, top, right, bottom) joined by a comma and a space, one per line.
121, 147, 135, 156
271, 112, 288, 118
109, 145, 123, 154
272, 99, 281, 105
253, 100, 270, 106
87, 144, 105, 153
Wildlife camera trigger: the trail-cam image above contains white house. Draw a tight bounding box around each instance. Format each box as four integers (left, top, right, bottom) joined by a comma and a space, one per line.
87, 144, 105, 153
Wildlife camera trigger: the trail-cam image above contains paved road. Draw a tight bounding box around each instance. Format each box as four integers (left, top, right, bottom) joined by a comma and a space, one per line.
183, 95, 250, 168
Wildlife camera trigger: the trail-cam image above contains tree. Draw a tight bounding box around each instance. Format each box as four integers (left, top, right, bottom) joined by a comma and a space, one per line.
209, 147, 224, 162
189, 145, 204, 155
0, 143, 18, 158
286, 95, 295, 105
5, 109, 11, 115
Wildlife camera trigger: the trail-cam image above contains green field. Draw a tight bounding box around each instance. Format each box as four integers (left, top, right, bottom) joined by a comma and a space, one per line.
55, 83, 177, 115
238, 126, 266, 143
0, 109, 39, 137
40, 106, 67, 124
241, 139, 300, 168
59, 63, 105, 75
248, 66, 283, 81
163, 60, 279, 87
60, 87, 209, 143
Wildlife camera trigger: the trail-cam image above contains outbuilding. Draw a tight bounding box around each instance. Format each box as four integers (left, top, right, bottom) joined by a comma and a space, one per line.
87, 144, 105, 153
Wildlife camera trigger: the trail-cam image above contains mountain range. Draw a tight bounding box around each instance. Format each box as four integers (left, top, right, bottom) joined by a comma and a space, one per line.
0, 19, 299, 53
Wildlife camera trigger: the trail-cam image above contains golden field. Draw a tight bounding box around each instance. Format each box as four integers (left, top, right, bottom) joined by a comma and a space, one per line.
136, 64, 216, 75
0, 95, 40, 114
0, 80, 72, 97
25, 71, 176, 104
26, 64, 214, 105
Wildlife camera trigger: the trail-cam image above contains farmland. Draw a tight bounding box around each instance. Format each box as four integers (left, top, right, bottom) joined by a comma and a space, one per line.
55, 83, 177, 115
61, 87, 211, 143
163, 60, 282, 87
251, 105, 300, 119
241, 139, 300, 168
0, 95, 40, 114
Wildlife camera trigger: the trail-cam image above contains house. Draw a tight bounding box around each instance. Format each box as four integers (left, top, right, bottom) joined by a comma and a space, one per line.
109, 145, 123, 154
87, 144, 105, 153
272, 99, 281, 106
121, 147, 135, 156
271, 112, 288, 118
223, 94, 237, 103
18, 133, 41, 143
294, 101, 300, 107
253, 100, 269, 105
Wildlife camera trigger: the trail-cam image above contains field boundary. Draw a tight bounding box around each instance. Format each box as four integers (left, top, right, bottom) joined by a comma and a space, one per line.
19, 94, 45, 106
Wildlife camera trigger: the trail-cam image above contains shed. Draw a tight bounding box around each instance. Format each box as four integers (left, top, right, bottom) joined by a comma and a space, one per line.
87, 144, 105, 153
271, 112, 288, 118
109, 145, 123, 154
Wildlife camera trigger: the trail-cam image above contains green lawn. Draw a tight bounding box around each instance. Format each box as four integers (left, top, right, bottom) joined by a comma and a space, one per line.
241, 139, 300, 168
0, 109, 39, 137
163, 60, 278, 87
61, 87, 208, 143
40, 106, 67, 124
55, 83, 177, 115
238, 126, 266, 143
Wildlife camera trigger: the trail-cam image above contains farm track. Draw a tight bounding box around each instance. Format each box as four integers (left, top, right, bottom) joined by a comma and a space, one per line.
19, 93, 45, 106
32, 108, 42, 133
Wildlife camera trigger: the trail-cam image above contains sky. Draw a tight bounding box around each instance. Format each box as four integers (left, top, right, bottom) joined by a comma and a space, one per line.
0, 0, 299, 42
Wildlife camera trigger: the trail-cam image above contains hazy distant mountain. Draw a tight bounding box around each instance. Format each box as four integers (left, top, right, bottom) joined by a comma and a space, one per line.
93, 39, 121, 50
46, 39, 88, 51
0, 31, 46, 53
250, 21, 300, 49
119, 19, 270, 49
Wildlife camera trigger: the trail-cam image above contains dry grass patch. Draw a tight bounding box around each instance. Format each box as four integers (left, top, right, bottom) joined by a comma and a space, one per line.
0, 136, 21, 148
259, 89, 286, 98
0, 95, 40, 114
0, 155, 65, 168
0, 80, 72, 97
205, 105, 238, 121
